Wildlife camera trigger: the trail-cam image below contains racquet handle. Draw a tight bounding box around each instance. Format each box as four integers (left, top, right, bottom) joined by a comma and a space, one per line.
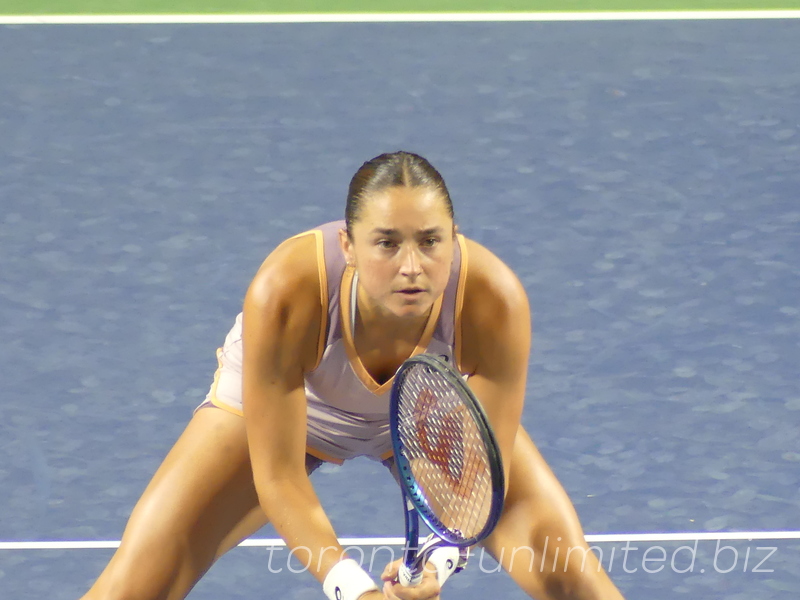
427, 546, 462, 585
398, 545, 464, 587
398, 563, 423, 587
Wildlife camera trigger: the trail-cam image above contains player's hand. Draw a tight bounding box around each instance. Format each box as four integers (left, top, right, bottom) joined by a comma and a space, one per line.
379, 559, 441, 600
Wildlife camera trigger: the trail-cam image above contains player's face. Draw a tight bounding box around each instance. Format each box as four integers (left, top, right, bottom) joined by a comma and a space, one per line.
341, 186, 455, 320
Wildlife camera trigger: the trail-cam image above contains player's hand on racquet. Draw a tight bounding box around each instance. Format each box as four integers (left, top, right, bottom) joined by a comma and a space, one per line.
377, 559, 441, 600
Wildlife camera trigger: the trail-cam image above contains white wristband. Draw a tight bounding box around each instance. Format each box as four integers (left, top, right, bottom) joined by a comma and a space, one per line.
427, 546, 462, 585
323, 559, 378, 600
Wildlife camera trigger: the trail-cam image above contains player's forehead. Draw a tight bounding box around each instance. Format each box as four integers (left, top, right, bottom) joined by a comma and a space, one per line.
353, 185, 452, 235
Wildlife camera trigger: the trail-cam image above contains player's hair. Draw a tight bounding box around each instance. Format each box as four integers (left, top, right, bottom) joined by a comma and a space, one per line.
345, 151, 454, 237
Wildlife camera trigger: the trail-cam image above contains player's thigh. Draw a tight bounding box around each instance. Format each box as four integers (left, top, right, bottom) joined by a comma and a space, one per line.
125, 406, 260, 547
484, 427, 585, 552
86, 407, 261, 598
482, 428, 594, 589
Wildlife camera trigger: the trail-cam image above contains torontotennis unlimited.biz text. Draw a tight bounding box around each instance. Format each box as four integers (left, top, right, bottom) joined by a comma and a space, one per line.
258, 539, 776, 576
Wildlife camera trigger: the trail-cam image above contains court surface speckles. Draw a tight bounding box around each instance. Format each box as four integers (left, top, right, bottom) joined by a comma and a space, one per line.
1, 18, 799, 599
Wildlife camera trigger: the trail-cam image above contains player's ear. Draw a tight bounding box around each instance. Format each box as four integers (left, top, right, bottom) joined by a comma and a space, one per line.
339, 227, 355, 267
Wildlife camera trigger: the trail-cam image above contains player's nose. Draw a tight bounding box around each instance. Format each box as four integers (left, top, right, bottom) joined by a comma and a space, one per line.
399, 245, 422, 277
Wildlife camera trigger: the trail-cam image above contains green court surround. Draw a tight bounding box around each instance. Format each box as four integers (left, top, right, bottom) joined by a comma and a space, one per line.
3, 0, 800, 16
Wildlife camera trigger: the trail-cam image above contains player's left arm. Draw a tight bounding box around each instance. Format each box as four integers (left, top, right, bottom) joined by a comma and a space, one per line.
460, 243, 627, 600
458, 239, 531, 487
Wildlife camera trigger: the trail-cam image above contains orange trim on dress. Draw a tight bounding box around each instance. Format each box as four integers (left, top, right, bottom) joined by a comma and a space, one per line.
288, 229, 313, 241
311, 229, 328, 371
208, 396, 245, 417
306, 445, 345, 465
454, 234, 469, 373
206, 348, 245, 417
340, 265, 444, 395
280, 229, 329, 371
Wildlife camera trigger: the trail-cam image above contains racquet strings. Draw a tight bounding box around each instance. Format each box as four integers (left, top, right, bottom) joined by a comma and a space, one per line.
396, 362, 494, 542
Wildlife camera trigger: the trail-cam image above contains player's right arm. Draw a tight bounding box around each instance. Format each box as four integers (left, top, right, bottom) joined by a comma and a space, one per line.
241, 234, 346, 582
241, 235, 438, 600
242, 234, 444, 600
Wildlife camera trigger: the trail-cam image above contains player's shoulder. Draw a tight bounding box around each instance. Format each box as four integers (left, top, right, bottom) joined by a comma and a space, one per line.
461, 237, 529, 314
459, 236, 531, 373
246, 230, 322, 311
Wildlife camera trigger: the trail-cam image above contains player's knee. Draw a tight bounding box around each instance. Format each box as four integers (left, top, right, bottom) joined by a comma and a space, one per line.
81, 576, 159, 600
83, 567, 164, 600
82, 587, 155, 600
541, 545, 602, 600
83, 540, 190, 600
543, 567, 600, 600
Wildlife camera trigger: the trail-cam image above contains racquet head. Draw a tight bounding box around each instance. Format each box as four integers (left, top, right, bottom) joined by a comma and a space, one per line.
390, 353, 505, 547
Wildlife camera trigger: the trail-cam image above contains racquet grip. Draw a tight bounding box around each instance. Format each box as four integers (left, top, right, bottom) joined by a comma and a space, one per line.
427, 546, 462, 585
399, 546, 462, 588
398, 562, 423, 587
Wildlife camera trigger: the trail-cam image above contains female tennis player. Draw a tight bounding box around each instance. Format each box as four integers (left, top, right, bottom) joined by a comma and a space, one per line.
80, 151, 626, 600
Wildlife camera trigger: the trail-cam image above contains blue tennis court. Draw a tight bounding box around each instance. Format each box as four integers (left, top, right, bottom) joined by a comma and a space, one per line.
1, 16, 799, 598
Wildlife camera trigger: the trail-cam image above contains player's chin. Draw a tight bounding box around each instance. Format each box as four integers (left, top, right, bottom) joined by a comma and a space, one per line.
393, 307, 429, 320
390, 294, 432, 317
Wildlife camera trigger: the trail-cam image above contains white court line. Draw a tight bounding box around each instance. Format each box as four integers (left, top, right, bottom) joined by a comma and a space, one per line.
1, 1, 797, 555
0, 11, 800, 25
2, 531, 800, 550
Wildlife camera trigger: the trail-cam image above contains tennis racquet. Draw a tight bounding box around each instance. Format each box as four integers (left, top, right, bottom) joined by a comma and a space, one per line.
389, 353, 505, 587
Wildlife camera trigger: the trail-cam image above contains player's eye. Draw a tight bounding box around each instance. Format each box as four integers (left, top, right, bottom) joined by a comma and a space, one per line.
422, 237, 440, 247
377, 239, 397, 249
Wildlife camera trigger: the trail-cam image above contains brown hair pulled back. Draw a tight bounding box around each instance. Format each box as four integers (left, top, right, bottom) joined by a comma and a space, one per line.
345, 151, 454, 236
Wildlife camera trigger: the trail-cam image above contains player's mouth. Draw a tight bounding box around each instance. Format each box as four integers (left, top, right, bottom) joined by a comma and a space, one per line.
396, 287, 426, 297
